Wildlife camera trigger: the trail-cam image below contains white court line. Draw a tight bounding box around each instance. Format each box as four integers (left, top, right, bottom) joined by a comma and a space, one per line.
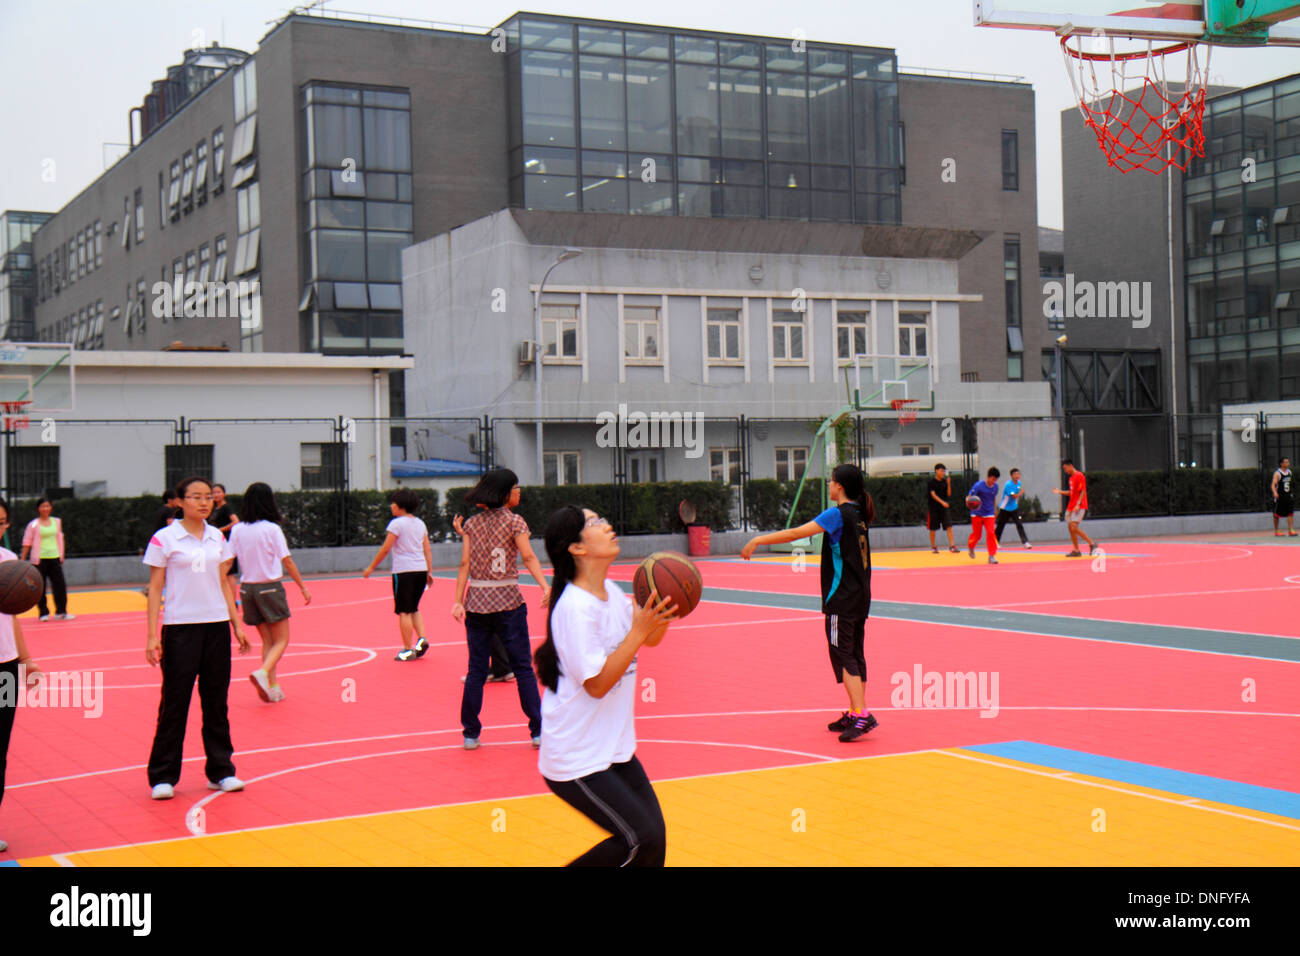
100, 643, 378, 690
985, 583, 1300, 610
50, 854, 75, 867
939, 749, 1300, 834
12, 705, 1296, 793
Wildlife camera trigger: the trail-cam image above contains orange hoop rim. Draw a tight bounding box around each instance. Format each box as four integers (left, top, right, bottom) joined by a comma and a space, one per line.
1059, 34, 1196, 61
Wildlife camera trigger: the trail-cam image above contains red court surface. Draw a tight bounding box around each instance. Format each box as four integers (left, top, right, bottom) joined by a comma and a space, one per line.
2, 534, 1298, 865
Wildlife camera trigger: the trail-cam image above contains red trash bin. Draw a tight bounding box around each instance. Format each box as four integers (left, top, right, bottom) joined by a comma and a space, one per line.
687, 524, 711, 557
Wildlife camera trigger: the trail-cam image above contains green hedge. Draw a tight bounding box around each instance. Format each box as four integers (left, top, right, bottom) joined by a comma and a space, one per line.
1082, 468, 1262, 518
444, 481, 733, 536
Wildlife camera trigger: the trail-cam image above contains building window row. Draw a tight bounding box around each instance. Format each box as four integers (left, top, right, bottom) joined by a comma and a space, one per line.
36, 220, 102, 304
36, 299, 104, 349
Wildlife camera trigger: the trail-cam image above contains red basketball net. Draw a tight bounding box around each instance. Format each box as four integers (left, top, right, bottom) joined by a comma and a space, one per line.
1061, 34, 1210, 174
1, 400, 30, 430
890, 398, 918, 427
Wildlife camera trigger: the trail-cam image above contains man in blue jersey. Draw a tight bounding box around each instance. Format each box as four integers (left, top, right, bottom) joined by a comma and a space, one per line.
967, 467, 1001, 565
995, 467, 1031, 549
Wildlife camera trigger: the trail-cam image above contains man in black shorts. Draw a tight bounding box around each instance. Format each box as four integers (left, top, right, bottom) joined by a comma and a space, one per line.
926, 464, 959, 553
1272, 457, 1296, 537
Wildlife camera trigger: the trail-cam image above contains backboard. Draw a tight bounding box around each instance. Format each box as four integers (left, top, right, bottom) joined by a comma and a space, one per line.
0, 343, 75, 413
973, 1, 1300, 45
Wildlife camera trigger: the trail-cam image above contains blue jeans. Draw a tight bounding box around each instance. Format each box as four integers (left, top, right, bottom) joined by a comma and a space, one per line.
461, 604, 542, 739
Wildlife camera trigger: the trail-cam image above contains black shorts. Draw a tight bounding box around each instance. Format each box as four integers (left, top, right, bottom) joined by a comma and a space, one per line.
824, 613, 867, 683
927, 506, 951, 531
1276, 497, 1294, 518
392, 571, 427, 614
241, 580, 289, 626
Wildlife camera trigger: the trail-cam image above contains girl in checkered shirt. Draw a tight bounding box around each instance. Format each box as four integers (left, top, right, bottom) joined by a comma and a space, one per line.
451, 470, 550, 750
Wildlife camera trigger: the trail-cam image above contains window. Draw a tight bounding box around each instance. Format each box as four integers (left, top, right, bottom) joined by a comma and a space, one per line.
164, 445, 214, 491
772, 309, 806, 362
300, 441, 344, 490
710, 447, 742, 484
898, 312, 928, 360
182, 150, 195, 210
1008, 354, 1023, 381
707, 307, 742, 361
6, 446, 59, 496
134, 188, 144, 244
1002, 130, 1019, 190
196, 141, 209, 203
240, 279, 263, 352
775, 447, 807, 481
628, 452, 663, 483
198, 243, 211, 285
213, 235, 228, 282
77, 232, 85, 278
543, 450, 581, 486
171, 258, 184, 315
231, 117, 257, 166
93, 220, 102, 269
1004, 239, 1021, 326
542, 303, 580, 360
623, 306, 661, 361
158, 172, 167, 230
836, 310, 870, 360
901, 444, 933, 456
212, 128, 225, 194
168, 160, 181, 219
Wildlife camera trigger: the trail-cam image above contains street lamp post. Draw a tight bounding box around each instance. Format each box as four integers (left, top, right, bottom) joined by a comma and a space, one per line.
1054, 333, 1068, 457
533, 248, 583, 484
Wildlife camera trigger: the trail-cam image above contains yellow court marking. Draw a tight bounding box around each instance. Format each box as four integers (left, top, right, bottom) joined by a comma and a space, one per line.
18, 589, 146, 618
21, 749, 1299, 867
752, 550, 1070, 569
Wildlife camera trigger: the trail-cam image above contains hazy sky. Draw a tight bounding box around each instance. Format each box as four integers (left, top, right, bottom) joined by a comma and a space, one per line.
2, 0, 1297, 228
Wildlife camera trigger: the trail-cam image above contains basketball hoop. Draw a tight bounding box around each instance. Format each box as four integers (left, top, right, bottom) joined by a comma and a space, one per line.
2, 400, 31, 431
891, 398, 919, 427
1060, 33, 1210, 174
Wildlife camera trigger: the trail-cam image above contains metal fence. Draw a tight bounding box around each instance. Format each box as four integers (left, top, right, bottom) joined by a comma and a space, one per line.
0, 410, 1283, 546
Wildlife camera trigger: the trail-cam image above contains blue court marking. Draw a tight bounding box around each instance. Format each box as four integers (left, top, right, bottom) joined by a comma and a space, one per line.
0, 860, 19, 867
965, 740, 1300, 821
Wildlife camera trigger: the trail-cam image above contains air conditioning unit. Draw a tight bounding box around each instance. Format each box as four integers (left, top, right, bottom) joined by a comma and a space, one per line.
518, 340, 536, 365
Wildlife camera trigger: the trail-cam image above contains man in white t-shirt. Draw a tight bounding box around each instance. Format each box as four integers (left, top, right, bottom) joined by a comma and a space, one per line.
363, 489, 434, 661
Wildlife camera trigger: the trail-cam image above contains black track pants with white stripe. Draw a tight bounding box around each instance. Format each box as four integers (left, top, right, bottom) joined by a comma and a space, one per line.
544, 755, 666, 867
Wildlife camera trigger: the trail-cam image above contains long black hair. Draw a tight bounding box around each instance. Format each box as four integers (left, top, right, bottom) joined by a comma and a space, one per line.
831, 463, 875, 525
464, 468, 518, 509
241, 482, 283, 524
533, 505, 586, 693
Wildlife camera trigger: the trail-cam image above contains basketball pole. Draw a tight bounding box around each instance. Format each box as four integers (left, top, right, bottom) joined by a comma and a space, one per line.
1166, 126, 1178, 471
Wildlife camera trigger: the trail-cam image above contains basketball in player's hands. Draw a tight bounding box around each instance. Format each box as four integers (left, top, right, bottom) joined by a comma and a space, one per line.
633, 551, 702, 619
0, 560, 43, 616
966, 495, 982, 511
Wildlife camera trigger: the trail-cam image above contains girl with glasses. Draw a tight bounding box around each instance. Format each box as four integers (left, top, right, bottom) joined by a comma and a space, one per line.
533, 506, 677, 866
143, 477, 250, 800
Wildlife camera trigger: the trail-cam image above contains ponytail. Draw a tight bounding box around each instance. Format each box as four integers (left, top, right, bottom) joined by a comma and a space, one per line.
832, 463, 873, 525
533, 505, 586, 693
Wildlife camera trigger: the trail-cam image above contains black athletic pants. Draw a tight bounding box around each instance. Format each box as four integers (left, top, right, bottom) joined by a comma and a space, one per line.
545, 756, 666, 867
0, 659, 16, 812
37, 558, 68, 617
995, 508, 1029, 545
147, 622, 236, 787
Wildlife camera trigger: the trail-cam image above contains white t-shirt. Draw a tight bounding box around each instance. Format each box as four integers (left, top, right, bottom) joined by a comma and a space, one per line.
0, 546, 18, 663
386, 514, 428, 573
229, 520, 291, 583
143, 521, 234, 625
537, 579, 637, 782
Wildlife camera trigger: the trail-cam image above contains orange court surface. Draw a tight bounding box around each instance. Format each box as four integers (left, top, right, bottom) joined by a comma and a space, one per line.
3, 531, 1298, 868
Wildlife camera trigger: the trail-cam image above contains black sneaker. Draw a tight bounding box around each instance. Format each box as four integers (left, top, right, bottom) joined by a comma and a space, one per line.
395, 649, 418, 662
413, 637, 430, 658
827, 711, 853, 732
838, 713, 879, 742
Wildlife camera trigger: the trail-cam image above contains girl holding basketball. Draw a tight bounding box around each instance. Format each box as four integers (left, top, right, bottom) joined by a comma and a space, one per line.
228, 483, 312, 703
20, 498, 73, 621
143, 477, 249, 800
0, 496, 43, 855
741, 463, 877, 742
450, 469, 548, 749
534, 506, 677, 866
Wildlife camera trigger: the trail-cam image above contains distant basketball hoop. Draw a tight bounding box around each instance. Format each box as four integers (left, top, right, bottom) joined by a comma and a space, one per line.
2, 400, 32, 431
891, 398, 920, 427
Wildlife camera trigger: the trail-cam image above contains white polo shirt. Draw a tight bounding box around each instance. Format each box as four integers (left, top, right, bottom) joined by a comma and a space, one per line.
143, 520, 233, 625
229, 520, 291, 584
385, 514, 428, 573
538, 579, 638, 782
0, 546, 18, 663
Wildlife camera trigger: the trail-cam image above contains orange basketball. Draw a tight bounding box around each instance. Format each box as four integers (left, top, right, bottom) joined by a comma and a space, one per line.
632, 551, 702, 619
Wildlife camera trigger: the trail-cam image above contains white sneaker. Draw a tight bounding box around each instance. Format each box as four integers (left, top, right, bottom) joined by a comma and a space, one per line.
988, 556, 999, 565
0, 837, 9, 852
207, 776, 245, 792
249, 669, 271, 702
269, 686, 285, 702
531, 736, 542, 749
464, 737, 479, 750
151, 783, 175, 800
1025, 543, 1032, 550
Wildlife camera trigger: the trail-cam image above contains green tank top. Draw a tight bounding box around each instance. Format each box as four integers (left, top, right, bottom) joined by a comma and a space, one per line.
39, 519, 60, 559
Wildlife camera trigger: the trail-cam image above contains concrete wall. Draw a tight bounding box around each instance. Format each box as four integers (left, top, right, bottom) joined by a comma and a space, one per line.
899, 75, 1042, 385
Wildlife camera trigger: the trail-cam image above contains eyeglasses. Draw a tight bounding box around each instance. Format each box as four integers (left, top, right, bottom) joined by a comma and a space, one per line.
0, 520, 9, 528
584, 515, 610, 529
184, 495, 214, 502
